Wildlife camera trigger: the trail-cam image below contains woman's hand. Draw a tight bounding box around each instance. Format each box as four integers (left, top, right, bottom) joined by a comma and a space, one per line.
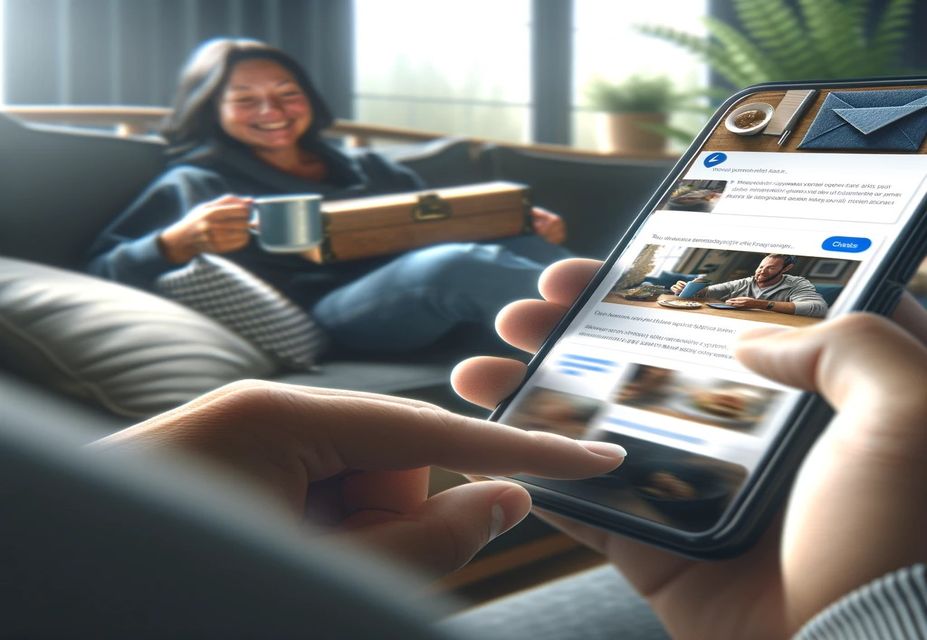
158, 194, 254, 264
452, 257, 927, 639
91, 381, 625, 577
530, 207, 567, 245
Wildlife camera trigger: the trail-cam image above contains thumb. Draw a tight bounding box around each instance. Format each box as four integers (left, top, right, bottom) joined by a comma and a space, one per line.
341, 481, 531, 576
734, 314, 927, 412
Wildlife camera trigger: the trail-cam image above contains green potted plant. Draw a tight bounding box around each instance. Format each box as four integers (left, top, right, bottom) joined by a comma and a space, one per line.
635, 0, 918, 143
586, 75, 676, 155
639, 0, 915, 88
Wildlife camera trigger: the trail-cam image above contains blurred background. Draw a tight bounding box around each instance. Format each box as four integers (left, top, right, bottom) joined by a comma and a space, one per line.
2, 0, 926, 155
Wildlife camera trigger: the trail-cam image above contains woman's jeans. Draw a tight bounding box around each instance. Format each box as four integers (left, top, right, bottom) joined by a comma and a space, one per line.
312, 235, 571, 352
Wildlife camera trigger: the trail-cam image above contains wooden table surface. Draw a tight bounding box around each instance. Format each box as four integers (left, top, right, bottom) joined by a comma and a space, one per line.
703, 85, 927, 155
603, 293, 820, 327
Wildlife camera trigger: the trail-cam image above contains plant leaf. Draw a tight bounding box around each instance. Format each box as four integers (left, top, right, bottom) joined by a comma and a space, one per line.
797, 0, 869, 78
636, 24, 755, 89
732, 0, 818, 78
703, 16, 783, 82
639, 0, 919, 101
870, 0, 914, 74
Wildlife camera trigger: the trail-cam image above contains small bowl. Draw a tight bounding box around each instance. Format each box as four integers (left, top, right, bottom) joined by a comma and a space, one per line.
724, 102, 774, 135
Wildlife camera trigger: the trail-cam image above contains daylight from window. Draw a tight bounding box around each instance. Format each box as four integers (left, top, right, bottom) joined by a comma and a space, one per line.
354, 0, 531, 142
354, 0, 706, 148
573, 0, 708, 150
0, 0, 5, 104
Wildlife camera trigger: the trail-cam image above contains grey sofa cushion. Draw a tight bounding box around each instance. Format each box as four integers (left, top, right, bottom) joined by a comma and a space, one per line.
0, 114, 166, 270
156, 255, 328, 371
0, 257, 275, 418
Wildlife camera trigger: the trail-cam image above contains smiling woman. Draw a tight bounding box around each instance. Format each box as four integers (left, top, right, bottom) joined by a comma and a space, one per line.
216, 59, 319, 177
85, 37, 572, 358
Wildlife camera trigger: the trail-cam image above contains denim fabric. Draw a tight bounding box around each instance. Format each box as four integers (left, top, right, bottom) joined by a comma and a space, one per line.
798, 90, 927, 151
312, 235, 571, 352
442, 565, 669, 640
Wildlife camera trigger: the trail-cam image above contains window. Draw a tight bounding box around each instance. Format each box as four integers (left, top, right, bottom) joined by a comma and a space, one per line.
0, 0, 5, 104
353, 0, 531, 143
572, 0, 708, 150
356, 0, 709, 149
648, 245, 694, 278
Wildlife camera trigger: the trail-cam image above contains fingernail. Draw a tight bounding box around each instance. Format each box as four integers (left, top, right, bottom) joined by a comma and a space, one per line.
489, 503, 507, 540
579, 441, 627, 460
489, 488, 531, 540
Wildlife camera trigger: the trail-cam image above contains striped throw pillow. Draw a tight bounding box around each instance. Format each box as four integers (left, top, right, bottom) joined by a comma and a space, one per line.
156, 255, 327, 371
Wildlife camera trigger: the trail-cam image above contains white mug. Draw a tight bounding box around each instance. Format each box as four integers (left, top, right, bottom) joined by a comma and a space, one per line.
251, 194, 324, 253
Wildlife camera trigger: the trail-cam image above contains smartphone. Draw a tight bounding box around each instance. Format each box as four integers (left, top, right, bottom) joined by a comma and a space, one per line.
492, 78, 927, 558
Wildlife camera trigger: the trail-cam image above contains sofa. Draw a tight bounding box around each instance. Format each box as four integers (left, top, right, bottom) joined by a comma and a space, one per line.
0, 112, 676, 433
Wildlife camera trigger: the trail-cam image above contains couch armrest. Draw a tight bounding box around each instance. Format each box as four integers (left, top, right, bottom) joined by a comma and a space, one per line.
388, 138, 491, 188
479, 146, 675, 258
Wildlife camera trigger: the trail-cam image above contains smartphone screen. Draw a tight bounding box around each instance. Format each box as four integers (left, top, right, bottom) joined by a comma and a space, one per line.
494, 81, 927, 549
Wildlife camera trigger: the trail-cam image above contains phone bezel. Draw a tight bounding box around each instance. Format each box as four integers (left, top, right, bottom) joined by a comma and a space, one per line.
490, 76, 927, 558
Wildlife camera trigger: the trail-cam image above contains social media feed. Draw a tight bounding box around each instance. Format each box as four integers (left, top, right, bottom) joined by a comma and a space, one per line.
501, 85, 927, 530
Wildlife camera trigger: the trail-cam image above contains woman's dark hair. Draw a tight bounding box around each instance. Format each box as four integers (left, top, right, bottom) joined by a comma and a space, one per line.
161, 38, 334, 156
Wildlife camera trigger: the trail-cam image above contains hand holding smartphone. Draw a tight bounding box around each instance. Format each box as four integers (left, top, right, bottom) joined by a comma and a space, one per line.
481, 79, 927, 558
454, 269, 927, 638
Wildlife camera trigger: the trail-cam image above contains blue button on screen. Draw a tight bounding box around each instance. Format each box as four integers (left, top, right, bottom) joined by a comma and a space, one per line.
822, 236, 871, 253
704, 152, 727, 168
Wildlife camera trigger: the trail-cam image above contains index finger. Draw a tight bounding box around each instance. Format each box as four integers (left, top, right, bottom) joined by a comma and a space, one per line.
205, 204, 252, 222
209, 194, 254, 206
237, 384, 626, 481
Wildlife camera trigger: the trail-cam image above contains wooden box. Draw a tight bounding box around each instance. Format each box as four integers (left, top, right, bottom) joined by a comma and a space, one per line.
304, 181, 532, 264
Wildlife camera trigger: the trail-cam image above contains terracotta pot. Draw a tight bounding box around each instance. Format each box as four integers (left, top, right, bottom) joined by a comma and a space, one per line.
598, 112, 667, 155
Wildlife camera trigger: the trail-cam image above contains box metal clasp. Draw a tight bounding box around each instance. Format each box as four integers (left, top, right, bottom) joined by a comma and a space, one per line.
411, 193, 451, 221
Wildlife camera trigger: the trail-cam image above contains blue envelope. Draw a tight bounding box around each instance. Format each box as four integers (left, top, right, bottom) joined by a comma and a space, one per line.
798, 89, 927, 151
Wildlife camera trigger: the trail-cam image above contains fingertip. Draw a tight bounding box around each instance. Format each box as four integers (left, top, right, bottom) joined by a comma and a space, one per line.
450, 356, 527, 410
449, 357, 480, 394
382, 481, 533, 573
495, 299, 568, 354
537, 258, 602, 305
493, 300, 519, 336
733, 325, 822, 391
891, 292, 927, 346
735, 326, 791, 346
579, 441, 628, 468
490, 483, 532, 539
733, 326, 798, 367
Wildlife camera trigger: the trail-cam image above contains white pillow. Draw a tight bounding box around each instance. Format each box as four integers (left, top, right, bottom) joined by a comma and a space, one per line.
0, 257, 275, 419
156, 255, 327, 371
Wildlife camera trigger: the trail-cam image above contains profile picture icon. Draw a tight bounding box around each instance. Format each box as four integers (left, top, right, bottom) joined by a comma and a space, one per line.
703, 152, 727, 167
